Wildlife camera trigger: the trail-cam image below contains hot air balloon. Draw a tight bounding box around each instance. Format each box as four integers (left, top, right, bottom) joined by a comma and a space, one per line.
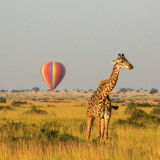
41, 62, 66, 91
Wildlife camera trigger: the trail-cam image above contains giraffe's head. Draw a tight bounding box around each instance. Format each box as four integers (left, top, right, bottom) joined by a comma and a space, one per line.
111, 54, 134, 70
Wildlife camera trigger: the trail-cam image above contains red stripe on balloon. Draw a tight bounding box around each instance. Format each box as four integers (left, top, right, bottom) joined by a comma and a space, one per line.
53, 62, 61, 89
44, 62, 52, 89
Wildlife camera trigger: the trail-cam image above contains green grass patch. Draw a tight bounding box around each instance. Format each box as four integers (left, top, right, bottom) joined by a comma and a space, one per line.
25, 106, 48, 115
11, 100, 27, 107
0, 97, 6, 103
115, 108, 160, 128
150, 108, 160, 115
0, 105, 14, 110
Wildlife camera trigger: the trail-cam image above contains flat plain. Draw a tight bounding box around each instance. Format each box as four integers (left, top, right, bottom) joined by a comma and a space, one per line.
0, 90, 159, 160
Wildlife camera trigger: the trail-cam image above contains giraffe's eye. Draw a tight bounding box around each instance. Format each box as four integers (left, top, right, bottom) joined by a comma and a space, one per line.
121, 61, 124, 63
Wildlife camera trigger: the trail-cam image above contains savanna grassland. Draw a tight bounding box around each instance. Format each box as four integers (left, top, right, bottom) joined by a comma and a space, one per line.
0, 90, 160, 160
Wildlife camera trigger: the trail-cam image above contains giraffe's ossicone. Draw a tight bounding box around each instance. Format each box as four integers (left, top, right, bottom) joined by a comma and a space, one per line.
87, 54, 133, 141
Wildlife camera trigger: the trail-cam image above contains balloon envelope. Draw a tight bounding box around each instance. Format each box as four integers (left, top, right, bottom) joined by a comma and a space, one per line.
41, 62, 66, 90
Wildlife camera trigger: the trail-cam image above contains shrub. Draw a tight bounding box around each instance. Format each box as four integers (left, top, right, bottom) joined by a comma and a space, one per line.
111, 99, 125, 103
25, 106, 48, 115
11, 100, 27, 106
115, 108, 160, 128
115, 119, 144, 128
129, 109, 160, 124
0, 97, 6, 103
129, 109, 149, 120
136, 103, 152, 107
42, 130, 59, 141
151, 108, 160, 115
124, 102, 136, 114
112, 95, 119, 97
40, 128, 78, 142
0, 105, 14, 110
47, 104, 56, 108
0, 120, 39, 140
59, 133, 79, 141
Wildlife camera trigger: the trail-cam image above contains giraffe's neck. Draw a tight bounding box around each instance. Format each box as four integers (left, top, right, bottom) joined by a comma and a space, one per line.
102, 64, 120, 97
109, 64, 120, 88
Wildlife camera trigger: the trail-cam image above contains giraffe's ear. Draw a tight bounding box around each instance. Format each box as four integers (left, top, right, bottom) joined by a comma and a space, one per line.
118, 54, 121, 58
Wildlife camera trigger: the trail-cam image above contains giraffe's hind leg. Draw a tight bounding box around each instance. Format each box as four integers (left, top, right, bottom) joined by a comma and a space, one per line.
100, 118, 105, 141
104, 112, 111, 142
87, 114, 94, 140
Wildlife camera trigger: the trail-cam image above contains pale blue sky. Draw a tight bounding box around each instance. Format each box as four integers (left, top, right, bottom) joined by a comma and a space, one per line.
0, 0, 160, 90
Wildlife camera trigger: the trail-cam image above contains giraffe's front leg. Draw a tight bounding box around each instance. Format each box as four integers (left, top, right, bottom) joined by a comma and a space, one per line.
104, 111, 111, 142
87, 114, 94, 140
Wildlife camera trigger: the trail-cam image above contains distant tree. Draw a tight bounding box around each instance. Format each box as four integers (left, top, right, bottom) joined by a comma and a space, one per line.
32, 87, 40, 92
119, 88, 128, 93
127, 88, 135, 91
150, 88, 158, 95
64, 89, 68, 92
0, 90, 6, 92
76, 88, 80, 92
136, 90, 140, 92
11, 90, 24, 92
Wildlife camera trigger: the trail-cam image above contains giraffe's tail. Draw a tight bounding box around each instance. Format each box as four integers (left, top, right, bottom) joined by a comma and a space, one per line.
111, 105, 119, 110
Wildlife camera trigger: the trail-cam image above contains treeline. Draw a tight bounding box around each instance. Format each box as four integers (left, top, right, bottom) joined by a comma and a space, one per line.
118, 88, 158, 95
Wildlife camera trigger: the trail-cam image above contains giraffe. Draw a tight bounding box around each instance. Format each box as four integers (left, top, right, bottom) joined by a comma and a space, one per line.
87, 54, 133, 141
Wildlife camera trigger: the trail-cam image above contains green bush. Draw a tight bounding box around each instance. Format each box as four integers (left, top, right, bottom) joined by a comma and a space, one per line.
47, 104, 56, 108
0, 121, 39, 140
0, 97, 6, 103
112, 95, 119, 97
136, 103, 152, 107
40, 128, 78, 141
129, 109, 149, 120
111, 99, 125, 103
59, 133, 79, 141
115, 119, 144, 128
151, 108, 160, 115
0, 120, 78, 142
25, 106, 48, 115
11, 100, 27, 106
115, 108, 160, 128
0, 105, 14, 110
124, 102, 136, 114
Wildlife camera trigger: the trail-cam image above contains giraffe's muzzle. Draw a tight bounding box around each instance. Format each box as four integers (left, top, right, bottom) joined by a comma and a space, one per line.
128, 64, 134, 70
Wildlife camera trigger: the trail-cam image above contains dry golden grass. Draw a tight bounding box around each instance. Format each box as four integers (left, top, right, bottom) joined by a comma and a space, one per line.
0, 90, 159, 160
